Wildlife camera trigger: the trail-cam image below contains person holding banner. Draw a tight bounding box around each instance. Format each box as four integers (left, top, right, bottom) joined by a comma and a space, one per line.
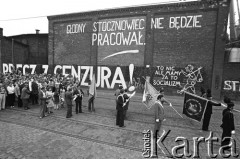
202, 89, 221, 131
159, 88, 172, 106
153, 94, 165, 157
221, 102, 235, 151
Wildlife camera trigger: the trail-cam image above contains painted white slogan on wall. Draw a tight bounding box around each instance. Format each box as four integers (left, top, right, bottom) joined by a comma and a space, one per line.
223, 80, 240, 92
65, 15, 202, 45
2, 63, 126, 89
151, 15, 202, 29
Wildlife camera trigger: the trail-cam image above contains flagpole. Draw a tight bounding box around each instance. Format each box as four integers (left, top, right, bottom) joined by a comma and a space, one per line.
186, 92, 240, 113
170, 105, 183, 118
142, 76, 183, 119
221, 104, 240, 113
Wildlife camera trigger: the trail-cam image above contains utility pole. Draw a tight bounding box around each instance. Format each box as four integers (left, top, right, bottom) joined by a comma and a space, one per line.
236, 0, 240, 25
12, 38, 14, 65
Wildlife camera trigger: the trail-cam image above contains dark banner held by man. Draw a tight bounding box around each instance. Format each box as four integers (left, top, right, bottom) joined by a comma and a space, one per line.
183, 92, 208, 122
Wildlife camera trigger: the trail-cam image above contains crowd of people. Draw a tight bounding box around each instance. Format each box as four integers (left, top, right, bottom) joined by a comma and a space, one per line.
0, 70, 92, 119
0, 70, 237, 155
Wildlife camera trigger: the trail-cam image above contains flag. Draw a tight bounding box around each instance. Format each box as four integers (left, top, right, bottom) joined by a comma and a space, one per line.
183, 92, 208, 122
89, 73, 97, 97
142, 80, 160, 109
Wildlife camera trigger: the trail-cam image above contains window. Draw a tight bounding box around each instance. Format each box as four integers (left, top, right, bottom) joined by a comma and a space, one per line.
228, 48, 240, 62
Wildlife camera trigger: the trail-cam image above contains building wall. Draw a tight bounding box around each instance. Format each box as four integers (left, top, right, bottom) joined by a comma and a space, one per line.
222, 51, 240, 100
11, 34, 48, 64
1, 38, 28, 64
48, 0, 230, 97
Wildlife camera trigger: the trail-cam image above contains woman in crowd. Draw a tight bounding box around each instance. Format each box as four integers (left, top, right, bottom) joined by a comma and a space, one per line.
46, 87, 54, 114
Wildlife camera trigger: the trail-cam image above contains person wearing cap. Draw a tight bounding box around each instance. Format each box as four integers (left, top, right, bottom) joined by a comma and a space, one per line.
39, 87, 47, 119
202, 89, 221, 131
116, 89, 125, 127
221, 102, 235, 151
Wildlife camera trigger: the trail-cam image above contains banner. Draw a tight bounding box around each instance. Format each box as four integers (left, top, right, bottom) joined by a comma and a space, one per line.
142, 80, 160, 109
183, 92, 208, 122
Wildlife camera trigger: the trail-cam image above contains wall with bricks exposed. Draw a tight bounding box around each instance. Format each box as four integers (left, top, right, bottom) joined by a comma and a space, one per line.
48, 0, 230, 97
10, 34, 48, 64
1, 38, 29, 65
222, 51, 240, 100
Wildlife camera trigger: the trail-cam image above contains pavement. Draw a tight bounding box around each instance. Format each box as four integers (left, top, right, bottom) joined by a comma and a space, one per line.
0, 89, 239, 159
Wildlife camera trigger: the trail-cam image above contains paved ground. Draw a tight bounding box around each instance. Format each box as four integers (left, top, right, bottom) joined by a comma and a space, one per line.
0, 89, 239, 159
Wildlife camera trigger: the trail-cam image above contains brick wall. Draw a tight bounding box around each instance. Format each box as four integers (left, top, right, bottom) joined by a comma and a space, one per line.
12, 34, 48, 64
48, 0, 230, 97
1, 38, 28, 65
222, 51, 240, 100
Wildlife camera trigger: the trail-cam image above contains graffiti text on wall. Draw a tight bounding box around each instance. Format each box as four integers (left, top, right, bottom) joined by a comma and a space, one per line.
153, 66, 181, 87
92, 18, 145, 46
223, 80, 240, 92
153, 65, 203, 94
66, 23, 86, 34
2, 63, 127, 89
151, 15, 202, 29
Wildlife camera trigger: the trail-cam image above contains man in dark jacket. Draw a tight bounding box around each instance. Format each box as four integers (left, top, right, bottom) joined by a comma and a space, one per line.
73, 86, 84, 114
221, 102, 235, 151
202, 89, 221, 131
115, 85, 123, 109
123, 88, 130, 119
31, 79, 39, 105
21, 83, 31, 110
116, 89, 125, 127
65, 87, 73, 118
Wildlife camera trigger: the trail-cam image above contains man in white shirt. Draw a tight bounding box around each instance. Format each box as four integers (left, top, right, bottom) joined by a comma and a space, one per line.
7, 81, 15, 108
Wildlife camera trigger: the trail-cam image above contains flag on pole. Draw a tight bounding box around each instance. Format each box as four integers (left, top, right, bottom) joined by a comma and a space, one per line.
183, 92, 208, 122
89, 73, 97, 98
142, 80, 160, 109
